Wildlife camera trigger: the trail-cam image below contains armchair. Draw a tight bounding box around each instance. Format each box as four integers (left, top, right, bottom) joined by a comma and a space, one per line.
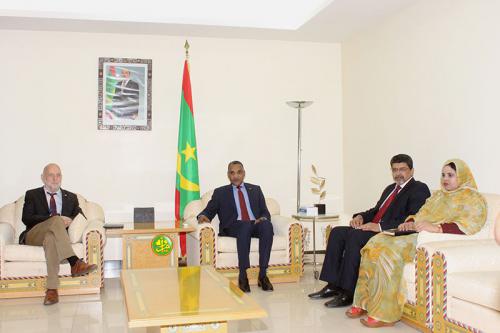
404, 193, 500, 332
185, 190, 304, 284
0, 194, 106, 298
427, 239, 499, 333
420, 193, 500, 333
325, 193, 500, 332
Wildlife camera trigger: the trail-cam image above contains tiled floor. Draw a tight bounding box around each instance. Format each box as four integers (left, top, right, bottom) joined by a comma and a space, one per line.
0, 265, 417, 333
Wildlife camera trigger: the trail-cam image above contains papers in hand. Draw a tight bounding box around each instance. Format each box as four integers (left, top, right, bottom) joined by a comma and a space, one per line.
382, 228, 417, 236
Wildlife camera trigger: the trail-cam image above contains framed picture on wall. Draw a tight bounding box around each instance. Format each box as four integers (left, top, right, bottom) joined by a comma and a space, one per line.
97, 57, 152, 130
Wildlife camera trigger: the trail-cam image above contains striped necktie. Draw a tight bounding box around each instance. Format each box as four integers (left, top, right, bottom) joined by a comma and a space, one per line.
48, 192, 57, 216
372, 185, 401, 224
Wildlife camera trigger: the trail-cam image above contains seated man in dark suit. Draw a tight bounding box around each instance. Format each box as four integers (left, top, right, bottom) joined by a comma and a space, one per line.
308, 154, 430, 307
197, 161, 274, 293
21, 163, 98, 305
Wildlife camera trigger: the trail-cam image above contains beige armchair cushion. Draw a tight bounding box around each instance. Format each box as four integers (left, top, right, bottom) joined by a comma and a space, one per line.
217, 234, 288, 253
217, 250, 289, 267
3, 261, 72, 278
403, 263, 416, 303
4, 243, 84, 262
447, 297, 499, 333
68, 213, 88, 243
448, 271, 500, 312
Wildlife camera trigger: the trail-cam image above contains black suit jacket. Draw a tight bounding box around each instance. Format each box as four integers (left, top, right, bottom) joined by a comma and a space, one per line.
19, 186, 83, 244
356, 178, 430, 231
198, 183, 271, 234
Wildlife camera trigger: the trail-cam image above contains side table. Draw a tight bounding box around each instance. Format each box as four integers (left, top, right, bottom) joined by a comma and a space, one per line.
292, 214, 339, 279
105, 221, 194, 270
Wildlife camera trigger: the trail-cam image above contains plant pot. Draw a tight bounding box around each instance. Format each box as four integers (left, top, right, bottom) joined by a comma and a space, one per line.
314, 204, 326, 215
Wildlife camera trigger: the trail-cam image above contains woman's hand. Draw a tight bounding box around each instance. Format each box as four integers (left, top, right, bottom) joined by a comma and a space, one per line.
398, 221, 415, 231
414, 221, 441, 233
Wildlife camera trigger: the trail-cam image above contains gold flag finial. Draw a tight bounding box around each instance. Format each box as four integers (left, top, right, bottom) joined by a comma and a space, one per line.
184, 40, 190, 59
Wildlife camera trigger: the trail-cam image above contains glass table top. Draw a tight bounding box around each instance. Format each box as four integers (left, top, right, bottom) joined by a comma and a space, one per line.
292, 214, 339, 221
121, 266, 267, 328
105, 221, 195, 235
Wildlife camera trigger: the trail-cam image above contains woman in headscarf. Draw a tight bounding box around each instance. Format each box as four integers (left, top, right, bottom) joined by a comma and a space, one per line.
346, 159, 487, 328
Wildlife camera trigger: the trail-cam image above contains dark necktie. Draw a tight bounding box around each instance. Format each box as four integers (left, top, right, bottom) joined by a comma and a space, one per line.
372, 185, 401, 224
237, 186, 250, 221
48, 192, 57, 216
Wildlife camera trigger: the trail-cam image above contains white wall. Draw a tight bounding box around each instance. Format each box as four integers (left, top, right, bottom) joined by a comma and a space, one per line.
342, 0, 500, 213
0, 30, 342, 221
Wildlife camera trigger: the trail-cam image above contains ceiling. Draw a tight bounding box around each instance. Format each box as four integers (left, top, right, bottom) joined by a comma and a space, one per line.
0, 0, 419, 43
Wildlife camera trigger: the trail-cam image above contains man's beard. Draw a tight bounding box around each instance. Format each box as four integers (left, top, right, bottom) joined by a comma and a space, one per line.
394, 177, 404, 184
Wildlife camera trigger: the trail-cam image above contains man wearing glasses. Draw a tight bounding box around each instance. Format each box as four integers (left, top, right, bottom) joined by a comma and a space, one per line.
308, 154, 430, 308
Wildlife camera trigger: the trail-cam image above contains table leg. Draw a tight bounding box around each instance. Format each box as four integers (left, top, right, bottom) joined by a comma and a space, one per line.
312, 217, 319, 279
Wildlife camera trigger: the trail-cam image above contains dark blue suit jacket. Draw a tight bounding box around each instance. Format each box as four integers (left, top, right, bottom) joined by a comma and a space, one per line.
19, 186, 83, 244
356, 178, 430, 231
198, 183, 271, 235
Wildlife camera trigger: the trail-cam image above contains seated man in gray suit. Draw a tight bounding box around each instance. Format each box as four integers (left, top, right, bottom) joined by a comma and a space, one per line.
21, 163, 97, 305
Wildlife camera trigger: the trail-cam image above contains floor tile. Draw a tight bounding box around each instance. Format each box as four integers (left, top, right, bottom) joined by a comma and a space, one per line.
0, 265, 417, 333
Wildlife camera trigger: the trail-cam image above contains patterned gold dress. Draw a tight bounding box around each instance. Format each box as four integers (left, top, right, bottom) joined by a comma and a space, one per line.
352, 159, 487, 323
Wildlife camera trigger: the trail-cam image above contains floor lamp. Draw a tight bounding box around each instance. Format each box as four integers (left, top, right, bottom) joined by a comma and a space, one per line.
286, 101, 313, 213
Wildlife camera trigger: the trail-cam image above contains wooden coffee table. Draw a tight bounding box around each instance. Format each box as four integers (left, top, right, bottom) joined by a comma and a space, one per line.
121, 266, 267, 332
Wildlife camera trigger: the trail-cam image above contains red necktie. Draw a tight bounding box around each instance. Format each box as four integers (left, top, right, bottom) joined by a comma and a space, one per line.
372, 185, 401, 224
237, 186, 251, 221
48, 192, 57, 216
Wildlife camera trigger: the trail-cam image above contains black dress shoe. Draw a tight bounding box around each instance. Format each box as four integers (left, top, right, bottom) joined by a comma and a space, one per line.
324, 292, 353, 308
308, 285, 342, 299
238, 277, 251, 293
258, 276, 274, 291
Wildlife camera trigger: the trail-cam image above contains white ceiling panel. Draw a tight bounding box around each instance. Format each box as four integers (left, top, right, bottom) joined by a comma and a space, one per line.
0, 0, 420, 42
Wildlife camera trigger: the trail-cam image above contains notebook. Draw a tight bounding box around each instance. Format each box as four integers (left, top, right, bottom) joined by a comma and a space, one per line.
382, 228, 417, 236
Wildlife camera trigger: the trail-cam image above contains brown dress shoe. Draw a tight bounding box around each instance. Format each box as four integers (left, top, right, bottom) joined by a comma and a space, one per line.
44, 289, 59, 305
71, 259, 98, 277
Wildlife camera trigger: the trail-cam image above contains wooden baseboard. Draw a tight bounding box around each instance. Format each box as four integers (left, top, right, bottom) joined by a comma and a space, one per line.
0, 287, 100, 299
216, 265, 301, 285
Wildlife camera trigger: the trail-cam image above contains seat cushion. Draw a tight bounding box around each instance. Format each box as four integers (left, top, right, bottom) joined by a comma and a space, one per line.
447, 295, 500, 333
403, 263, 416, 303
4, 243, 85, 262
448, 271, 500, 311
217, 235, 287, 253
2, 261, 72, 278
217, 250, 289, 268
68, 213, 88, 243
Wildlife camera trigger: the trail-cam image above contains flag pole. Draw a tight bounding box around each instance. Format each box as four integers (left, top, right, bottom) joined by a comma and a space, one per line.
180, 40, 190, 266
176, 39, 200, 262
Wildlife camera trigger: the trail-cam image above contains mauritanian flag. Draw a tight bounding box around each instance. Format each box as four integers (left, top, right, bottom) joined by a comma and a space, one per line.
175, 57, 200, 257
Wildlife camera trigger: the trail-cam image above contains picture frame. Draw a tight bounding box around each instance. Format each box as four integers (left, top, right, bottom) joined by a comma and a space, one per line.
97, 57, 152, 130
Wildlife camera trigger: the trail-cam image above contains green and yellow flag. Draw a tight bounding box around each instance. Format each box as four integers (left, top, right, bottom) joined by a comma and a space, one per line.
175, 47, 200, 256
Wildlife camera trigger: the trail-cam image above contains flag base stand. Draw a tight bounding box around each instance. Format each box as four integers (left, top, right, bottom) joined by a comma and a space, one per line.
178, 256, 188, 267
